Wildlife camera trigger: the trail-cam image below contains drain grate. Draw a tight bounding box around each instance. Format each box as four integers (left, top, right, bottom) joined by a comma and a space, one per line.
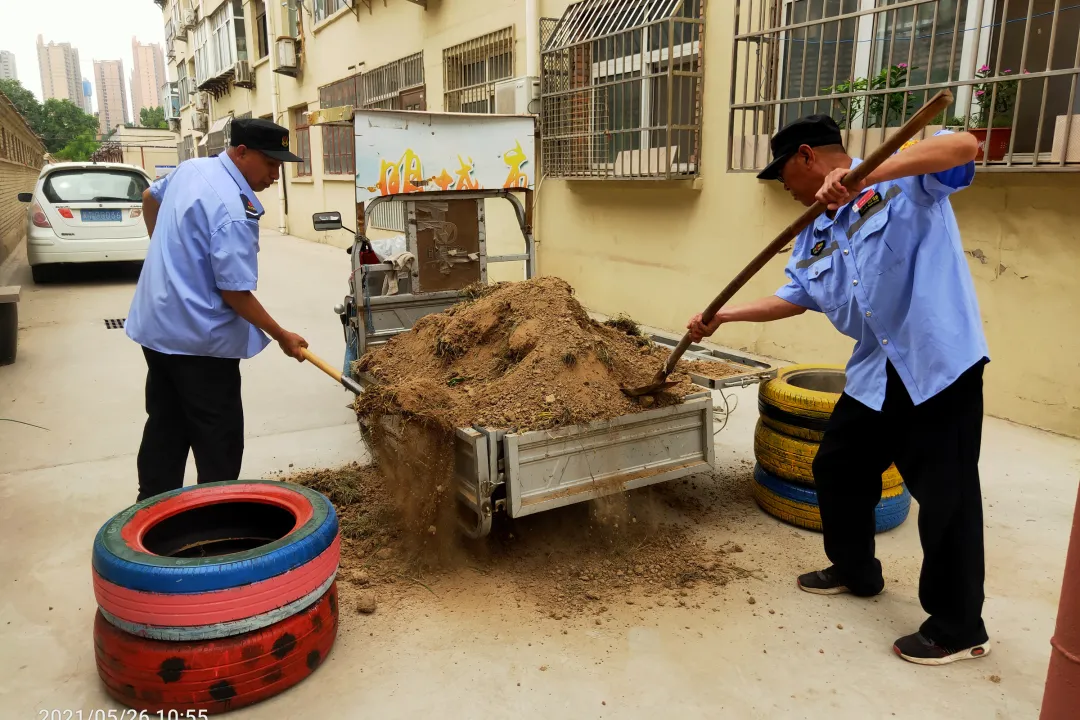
104, 318, 126, 330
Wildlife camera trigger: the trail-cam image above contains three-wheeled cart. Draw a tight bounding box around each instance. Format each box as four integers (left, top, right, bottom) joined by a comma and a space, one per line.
311, 108, 774, 537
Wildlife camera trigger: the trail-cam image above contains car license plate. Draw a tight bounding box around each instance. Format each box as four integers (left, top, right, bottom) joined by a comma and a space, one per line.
81, 209, 122, 222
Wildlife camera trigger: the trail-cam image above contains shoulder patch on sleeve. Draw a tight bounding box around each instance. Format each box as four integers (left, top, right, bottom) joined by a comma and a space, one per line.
240, 193, 261, 219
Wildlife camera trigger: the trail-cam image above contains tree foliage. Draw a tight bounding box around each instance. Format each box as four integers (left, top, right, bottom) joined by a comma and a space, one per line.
0, 78, 100, 154
140, 106, 168, 129
55, 131, 100, 162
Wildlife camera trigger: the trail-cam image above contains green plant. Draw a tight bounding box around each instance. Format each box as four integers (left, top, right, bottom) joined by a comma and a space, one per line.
970, 66, 1025, 129
139, 106, 168, 129
54, 130, 99, 161
823, 63, 921, 129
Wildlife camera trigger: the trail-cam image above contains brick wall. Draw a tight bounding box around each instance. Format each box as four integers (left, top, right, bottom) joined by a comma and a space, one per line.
0, 92, 45, 268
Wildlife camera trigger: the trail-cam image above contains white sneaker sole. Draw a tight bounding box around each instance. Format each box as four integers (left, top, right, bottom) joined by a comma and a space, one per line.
895, 642, 992, 666
797, 582, 850, 596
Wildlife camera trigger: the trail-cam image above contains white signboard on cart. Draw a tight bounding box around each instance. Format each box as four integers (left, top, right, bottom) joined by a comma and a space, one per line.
353, 110, 536, 207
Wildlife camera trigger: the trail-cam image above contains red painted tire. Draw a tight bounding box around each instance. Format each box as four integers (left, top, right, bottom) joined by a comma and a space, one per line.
93, 535, 340, 635
95, 582, 339, 714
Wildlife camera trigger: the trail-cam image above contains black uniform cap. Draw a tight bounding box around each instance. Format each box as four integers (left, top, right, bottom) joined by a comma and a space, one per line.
230, 117, 303, 162
757, 114, 845, 181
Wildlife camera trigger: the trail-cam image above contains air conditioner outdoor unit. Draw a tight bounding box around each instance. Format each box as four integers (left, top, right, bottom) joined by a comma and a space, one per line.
274, 37, 301, 78
194, 91, 209, 112
183, 9, 197, 29
233, 60, 255, 89
494, 76, 540, 115
192, 111, 209, 133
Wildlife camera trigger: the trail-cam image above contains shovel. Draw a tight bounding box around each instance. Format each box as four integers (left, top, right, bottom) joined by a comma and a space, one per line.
301, 347, 365, 395
622, 89, 955, 398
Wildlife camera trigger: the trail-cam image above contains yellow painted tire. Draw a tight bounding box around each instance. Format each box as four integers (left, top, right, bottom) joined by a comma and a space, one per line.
758, 365, 845, 442
754, 420, 904, 490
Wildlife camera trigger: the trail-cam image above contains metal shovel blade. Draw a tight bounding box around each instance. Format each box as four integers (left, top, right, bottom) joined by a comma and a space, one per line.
621, 372, 679, 398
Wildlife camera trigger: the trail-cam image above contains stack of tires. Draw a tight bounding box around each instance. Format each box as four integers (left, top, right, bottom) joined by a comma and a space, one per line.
91, 480, 340, 715
753, 365, 912, 533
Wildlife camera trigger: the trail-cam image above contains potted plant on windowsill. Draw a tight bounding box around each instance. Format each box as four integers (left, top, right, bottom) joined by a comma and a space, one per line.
969, 66, 1025, 161
820, 64, 941, 156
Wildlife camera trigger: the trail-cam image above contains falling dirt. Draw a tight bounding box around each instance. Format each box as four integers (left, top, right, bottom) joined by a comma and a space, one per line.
290, 462, 761, 620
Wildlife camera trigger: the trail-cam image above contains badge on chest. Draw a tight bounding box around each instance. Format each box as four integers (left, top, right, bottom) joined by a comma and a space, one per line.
855, 189, 882, 217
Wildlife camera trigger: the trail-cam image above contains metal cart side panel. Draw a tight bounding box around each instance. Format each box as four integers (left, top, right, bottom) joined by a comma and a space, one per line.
503, 392, 715, 518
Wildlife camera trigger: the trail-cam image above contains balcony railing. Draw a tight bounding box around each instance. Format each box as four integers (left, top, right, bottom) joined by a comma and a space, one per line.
728, 0, 1080, 172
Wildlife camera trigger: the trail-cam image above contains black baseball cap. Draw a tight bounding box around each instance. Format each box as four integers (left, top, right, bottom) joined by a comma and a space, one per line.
230, 117, 303, 162
757, 114, 845, 180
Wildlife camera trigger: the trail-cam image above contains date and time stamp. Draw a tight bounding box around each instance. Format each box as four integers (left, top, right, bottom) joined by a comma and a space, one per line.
37, 712, 209, 720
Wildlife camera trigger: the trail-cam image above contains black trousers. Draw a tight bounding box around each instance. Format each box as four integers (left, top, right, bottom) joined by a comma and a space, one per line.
813, 360, 988, 648
136, 347, 244, 501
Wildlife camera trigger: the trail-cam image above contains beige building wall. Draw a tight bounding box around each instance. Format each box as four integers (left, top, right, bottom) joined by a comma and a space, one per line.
107, 125, 180, 177
36, 35, 82, 103
160, 0, 1080, 438
0, 92, 46, 267
94, 60, 130, 136
131, 39, 167, 126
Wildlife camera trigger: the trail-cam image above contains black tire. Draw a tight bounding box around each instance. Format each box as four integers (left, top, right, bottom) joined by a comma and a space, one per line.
31, 264, 58, 284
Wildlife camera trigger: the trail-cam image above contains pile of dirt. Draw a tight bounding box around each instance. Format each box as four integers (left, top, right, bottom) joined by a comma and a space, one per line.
290, 463, 755, 619
354, 276, 732, 432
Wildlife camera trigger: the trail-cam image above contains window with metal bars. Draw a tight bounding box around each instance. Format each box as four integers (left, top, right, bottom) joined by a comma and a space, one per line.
730, 0, 1080, 172
444, 28, 516, 113
540, 0, 706, 179
363, 52, 426, 110
319, 73, 362, 174
293, 105, 312, 176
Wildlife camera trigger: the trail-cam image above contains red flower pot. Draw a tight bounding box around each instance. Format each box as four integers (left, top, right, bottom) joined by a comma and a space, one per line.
970, 128, 1012, 162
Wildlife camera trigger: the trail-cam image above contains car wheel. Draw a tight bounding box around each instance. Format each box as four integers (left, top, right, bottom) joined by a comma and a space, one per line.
31, 264, 57, 284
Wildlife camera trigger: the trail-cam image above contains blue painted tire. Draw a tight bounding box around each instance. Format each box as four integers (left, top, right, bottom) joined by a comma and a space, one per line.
753, 464, 911, 534
92, 480, 338, 594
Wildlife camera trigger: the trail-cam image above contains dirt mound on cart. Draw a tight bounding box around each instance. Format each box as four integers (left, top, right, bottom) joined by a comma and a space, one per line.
354, 276, 731, 432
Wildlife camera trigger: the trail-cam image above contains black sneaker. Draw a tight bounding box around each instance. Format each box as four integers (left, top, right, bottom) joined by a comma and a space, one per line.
893, 632, 991, 666
797, 566, 850, 595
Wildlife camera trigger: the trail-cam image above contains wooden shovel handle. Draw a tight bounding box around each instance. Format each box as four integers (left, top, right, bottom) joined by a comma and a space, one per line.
662, 89, 954, 377
301, 347, 342, 382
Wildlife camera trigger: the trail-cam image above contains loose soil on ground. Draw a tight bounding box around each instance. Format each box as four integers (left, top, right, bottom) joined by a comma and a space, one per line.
291, 462, 763, 621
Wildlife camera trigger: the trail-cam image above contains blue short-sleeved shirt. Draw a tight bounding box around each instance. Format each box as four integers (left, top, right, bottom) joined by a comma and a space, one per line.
776, 136, 989, 410
126, 153, 271, 359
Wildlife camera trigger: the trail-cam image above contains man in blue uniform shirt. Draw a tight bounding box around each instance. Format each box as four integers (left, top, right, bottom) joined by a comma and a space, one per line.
689, 115, 989, 666
126, 118, 308, 501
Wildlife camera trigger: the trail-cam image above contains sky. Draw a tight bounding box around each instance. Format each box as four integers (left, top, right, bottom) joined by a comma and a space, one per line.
0, 0, 166, 119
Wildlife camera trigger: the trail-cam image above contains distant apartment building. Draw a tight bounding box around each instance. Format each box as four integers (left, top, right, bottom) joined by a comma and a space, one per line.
0, 50, 16, 81
130, 38, 166, 125
36, 35, 82, 103
82, 78, 93, 113
94, 59, 129, 135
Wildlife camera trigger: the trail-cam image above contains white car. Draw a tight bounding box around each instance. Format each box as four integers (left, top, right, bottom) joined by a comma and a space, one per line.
18, 161, 153, 283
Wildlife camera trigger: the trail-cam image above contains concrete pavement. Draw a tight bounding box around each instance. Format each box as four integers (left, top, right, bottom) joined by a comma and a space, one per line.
1, 230, 1078, 719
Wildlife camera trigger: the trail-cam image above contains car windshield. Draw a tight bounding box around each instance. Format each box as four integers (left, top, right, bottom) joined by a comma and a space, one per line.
42, 169, 149, 204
